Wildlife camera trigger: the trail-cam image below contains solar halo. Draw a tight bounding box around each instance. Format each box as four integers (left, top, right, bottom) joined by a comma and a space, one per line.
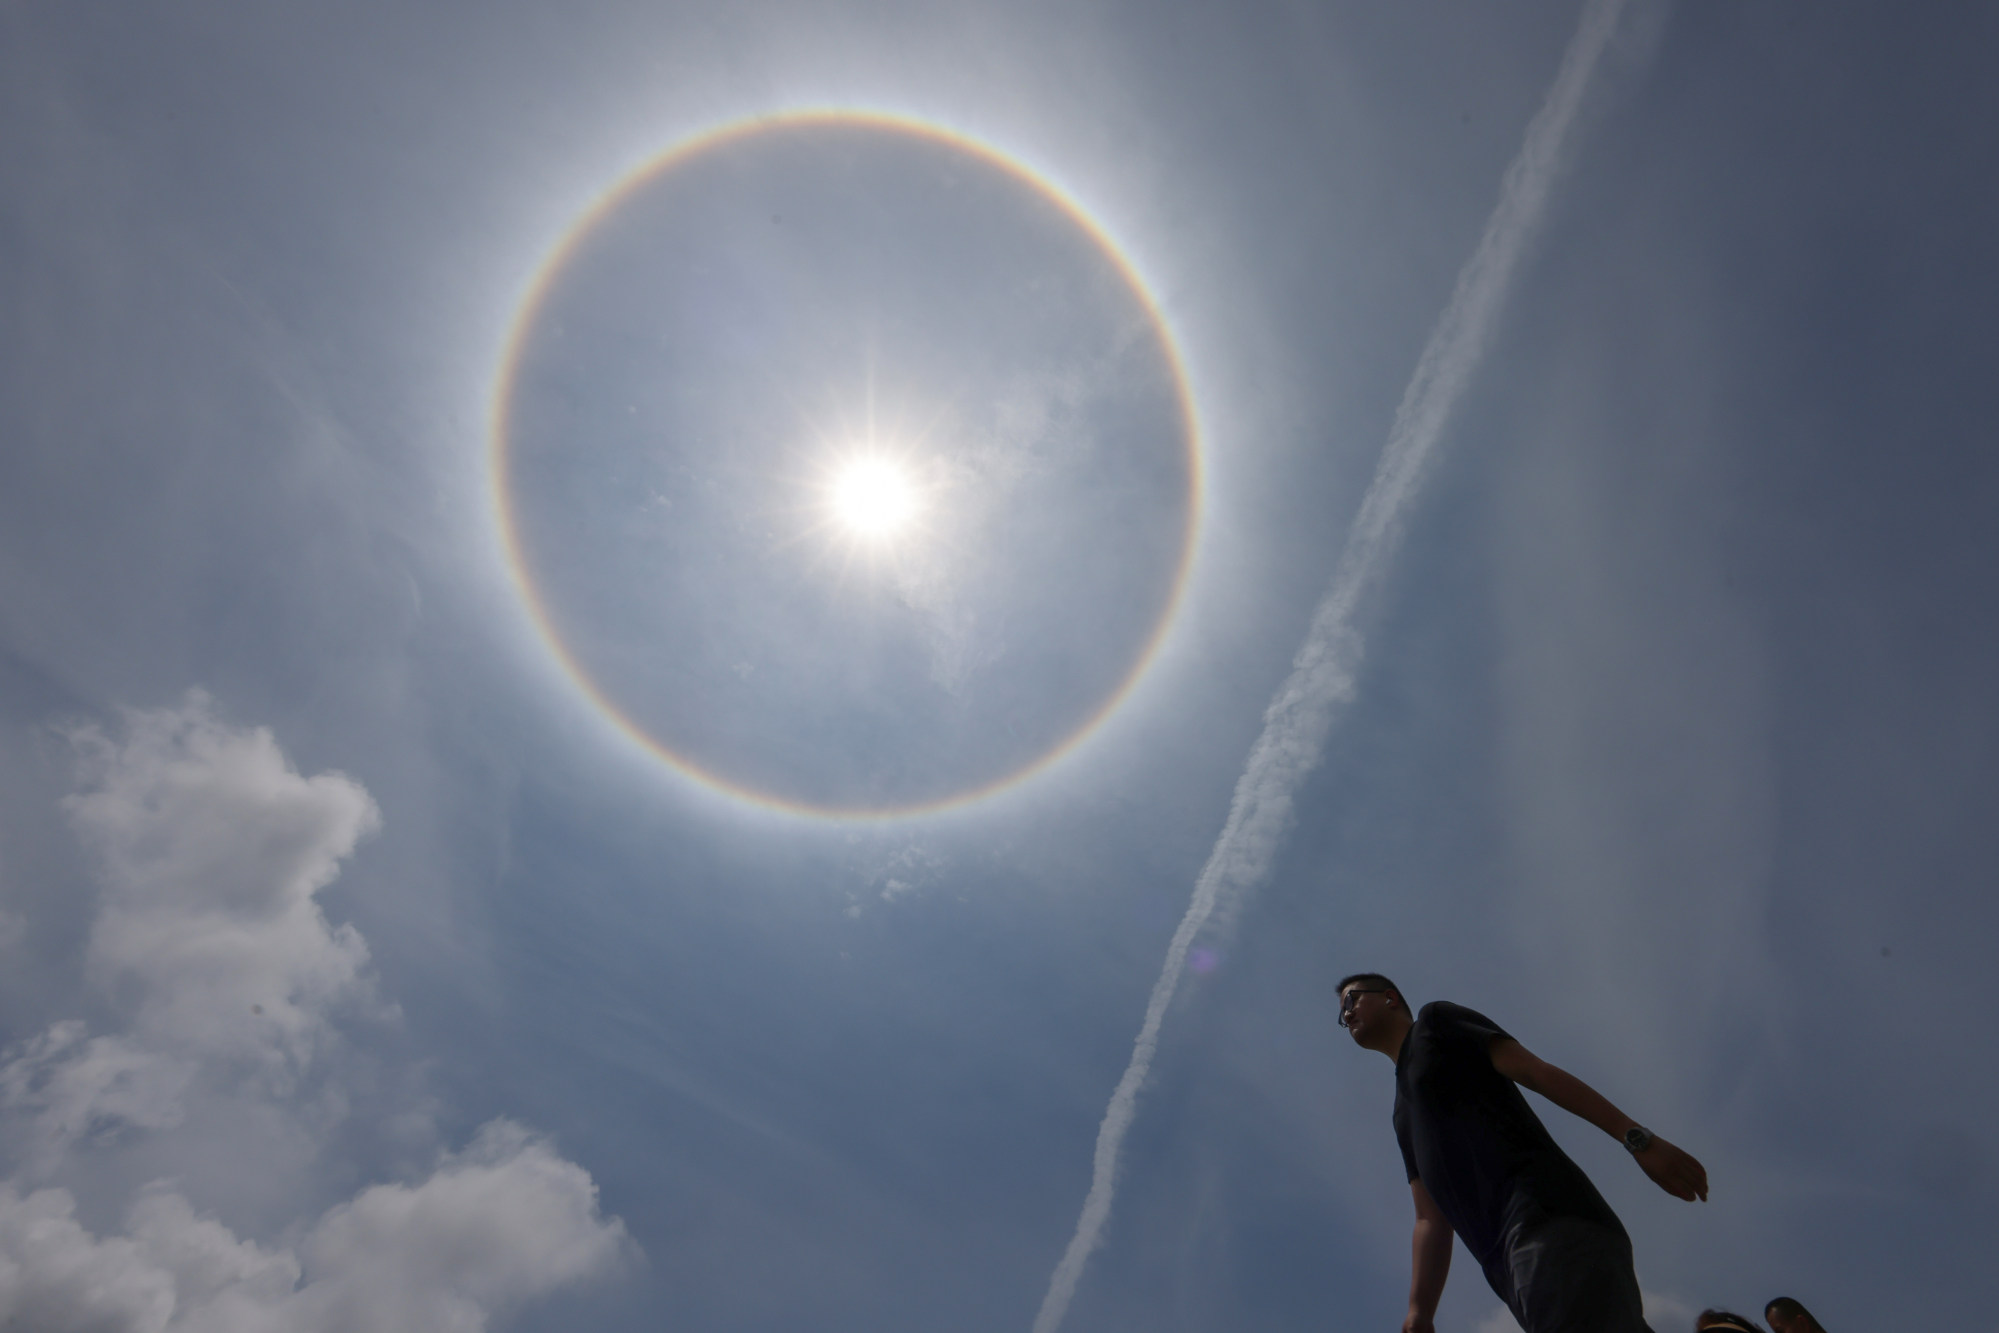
490, 109, 1204, 820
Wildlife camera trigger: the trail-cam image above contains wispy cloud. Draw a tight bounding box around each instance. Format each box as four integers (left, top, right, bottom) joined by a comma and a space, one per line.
1030, 3, 1635, 1328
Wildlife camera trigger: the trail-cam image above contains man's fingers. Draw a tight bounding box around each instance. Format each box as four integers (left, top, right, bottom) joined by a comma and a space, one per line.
1644, 1143, 1708, 1202
1680, 1150, 1709, 1202
1671, 1149, 1708, 1202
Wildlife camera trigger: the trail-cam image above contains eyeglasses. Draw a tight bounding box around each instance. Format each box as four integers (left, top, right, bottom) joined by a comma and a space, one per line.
1338, 989, 1388, 1026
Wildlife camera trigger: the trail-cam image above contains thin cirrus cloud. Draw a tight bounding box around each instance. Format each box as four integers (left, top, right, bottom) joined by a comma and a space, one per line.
1031, 0, 1637, 1328
0, 694, 631, 1331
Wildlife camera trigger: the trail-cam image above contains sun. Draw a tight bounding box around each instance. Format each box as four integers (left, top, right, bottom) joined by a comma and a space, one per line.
829, 456, 919, 541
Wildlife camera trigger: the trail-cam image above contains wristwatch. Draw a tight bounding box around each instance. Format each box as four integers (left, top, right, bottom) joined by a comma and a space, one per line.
1622, 1125, 1654, 1155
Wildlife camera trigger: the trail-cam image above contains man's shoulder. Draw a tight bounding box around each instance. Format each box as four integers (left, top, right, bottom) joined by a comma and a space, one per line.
1414, 1000, 1509, 1039
1415, 999, 1473, 1024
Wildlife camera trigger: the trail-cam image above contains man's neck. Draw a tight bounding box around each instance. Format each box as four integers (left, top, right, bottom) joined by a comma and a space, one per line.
1367, 1012, 1413, 1062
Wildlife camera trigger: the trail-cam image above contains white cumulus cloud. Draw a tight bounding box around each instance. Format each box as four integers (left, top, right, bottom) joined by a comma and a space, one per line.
0, 1022, 191, 1174
0, 694, 633, 1330
64, 692, 381, 1078
287, 1121, 633, 1333
0, 1123, 629, 1333
3, 694, 382, 1163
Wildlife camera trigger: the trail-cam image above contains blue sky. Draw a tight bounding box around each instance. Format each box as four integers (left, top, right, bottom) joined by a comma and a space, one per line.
2, 1, 1995, 1330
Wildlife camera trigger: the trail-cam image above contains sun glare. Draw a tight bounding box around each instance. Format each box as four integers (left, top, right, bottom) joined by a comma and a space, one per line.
830, 457, 918, 541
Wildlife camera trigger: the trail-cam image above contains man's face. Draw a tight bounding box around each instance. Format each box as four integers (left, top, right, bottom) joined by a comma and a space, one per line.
1338, 985, 1391, 1042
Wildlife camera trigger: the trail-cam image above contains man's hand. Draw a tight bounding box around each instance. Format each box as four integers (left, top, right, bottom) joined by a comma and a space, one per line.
1402, 1312, 1436, 1333
1635, 1136, 1708, 1202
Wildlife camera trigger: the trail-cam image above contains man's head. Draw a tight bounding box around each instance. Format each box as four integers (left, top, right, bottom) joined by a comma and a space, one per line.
1336, 972, 1411, 1055
1695, 1312, 1763, 1333
1764, 1298, 1823, 1333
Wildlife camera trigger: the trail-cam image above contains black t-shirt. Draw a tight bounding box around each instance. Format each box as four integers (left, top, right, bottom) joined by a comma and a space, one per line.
1393, 1002, 1623, 1295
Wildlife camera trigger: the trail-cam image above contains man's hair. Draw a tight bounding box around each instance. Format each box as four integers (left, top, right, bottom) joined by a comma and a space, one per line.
1335, 973, 1406, 1009
1695, 1313, 1763, 1333
1764, 1298, 1815, 1328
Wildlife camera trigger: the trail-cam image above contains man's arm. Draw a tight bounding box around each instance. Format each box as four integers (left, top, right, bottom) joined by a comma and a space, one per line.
1404, 1177, 1452, 1333
1488, 1037, 1709, 1202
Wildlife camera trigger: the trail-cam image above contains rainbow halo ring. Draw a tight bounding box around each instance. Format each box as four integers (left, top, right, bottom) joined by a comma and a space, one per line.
490, 110, 1202, 820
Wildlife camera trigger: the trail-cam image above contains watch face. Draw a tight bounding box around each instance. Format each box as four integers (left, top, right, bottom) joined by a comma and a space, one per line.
1624, 1127, 1652, 1152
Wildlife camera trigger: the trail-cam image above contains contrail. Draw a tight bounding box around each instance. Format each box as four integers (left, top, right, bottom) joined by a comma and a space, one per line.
1030, 3, 1632, 1329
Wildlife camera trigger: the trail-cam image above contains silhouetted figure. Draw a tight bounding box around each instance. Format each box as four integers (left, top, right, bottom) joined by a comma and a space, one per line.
1764, 1297, 1827, 1333
1337, 973, 1709, 1333
1695, 1311, 1764, 1332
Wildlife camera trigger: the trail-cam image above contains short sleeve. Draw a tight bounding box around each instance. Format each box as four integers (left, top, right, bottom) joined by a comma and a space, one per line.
1428, 1001, 1511, 1050
1394, 1105, 1419, 1182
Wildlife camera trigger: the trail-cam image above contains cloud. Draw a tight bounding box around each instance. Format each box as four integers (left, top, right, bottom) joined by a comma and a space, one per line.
876, 842, 947, 904
288, 1121, 632, 1332
2, 694, 381, 1165
0, 1122, 629, 1333
63, 692, 380, 1078
1031, 2, 1640, 1329
837, 837, 949, 917
0, 694, 630, 1328
0, 1022, 191, 1175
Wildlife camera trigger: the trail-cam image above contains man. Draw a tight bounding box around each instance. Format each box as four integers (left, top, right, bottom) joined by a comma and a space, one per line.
1338, 973, 1709, 1333
1763, 1297, 1826, 1333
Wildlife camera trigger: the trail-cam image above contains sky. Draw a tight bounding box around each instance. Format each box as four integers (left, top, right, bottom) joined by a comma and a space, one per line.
2, 1, 1996, 1331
